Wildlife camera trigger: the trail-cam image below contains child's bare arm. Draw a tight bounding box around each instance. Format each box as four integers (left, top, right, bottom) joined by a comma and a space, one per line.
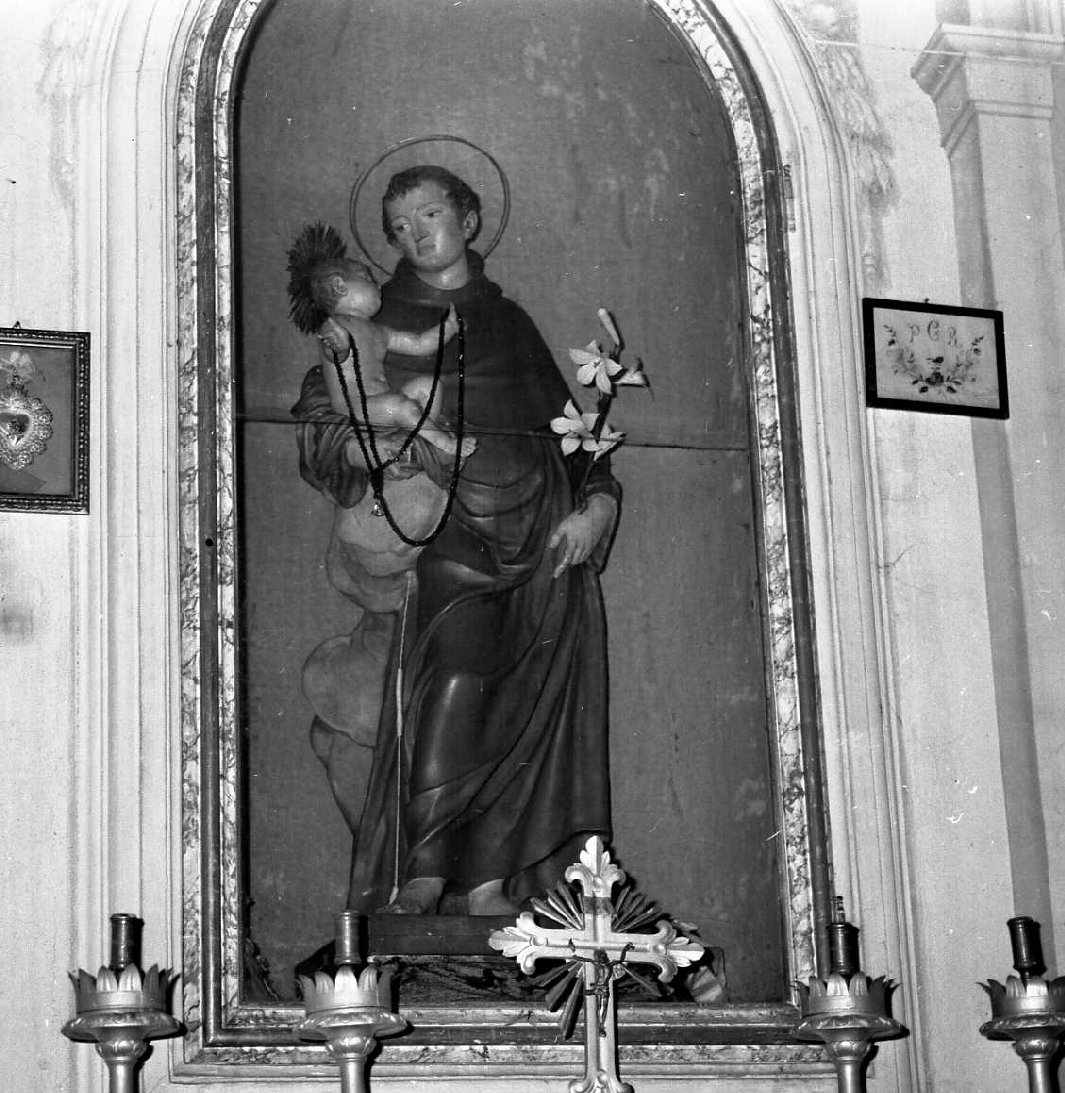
316, 320, 352, 415
318, 317, 351, 360
364, 390, 474, 459
382, 305, 458, 356
317, 318, 390, 416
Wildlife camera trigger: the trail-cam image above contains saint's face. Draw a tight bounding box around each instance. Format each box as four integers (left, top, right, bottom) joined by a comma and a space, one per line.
385, 181, 477, 286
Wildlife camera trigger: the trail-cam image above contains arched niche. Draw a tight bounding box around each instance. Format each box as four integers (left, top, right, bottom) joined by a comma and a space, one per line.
168, 0, 889, 1083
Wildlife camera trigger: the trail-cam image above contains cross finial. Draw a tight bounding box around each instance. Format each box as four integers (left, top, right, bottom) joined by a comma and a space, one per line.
490, 837, 704, 1092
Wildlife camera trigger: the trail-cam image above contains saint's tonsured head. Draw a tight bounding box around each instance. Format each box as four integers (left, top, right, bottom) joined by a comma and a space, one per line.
381, 165, 481, 246
350, 138, 508, 276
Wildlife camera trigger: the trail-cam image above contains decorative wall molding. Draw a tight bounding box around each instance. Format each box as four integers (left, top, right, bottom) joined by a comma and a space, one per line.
37, 0, 103, 217
777, 0, 898, 294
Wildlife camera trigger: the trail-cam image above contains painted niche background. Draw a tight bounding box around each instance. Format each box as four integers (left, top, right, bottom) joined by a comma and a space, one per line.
234, 0, 781, 1002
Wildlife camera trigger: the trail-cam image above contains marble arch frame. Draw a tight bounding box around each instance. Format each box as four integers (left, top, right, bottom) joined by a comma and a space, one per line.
121, 0, 912, 1084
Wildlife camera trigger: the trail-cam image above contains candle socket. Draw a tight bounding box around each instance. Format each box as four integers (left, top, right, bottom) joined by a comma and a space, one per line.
1007, 916, 1045, 982
827, 920, 861, 978
827, 896, 861, 977
334, 911, 363, 967
109, 913, 142, 972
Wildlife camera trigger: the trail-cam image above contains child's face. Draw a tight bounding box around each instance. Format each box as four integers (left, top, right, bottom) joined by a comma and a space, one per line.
331, 265, 381, 319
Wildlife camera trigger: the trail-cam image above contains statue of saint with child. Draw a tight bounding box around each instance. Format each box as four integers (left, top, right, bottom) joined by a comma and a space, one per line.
289, 139, 634, 918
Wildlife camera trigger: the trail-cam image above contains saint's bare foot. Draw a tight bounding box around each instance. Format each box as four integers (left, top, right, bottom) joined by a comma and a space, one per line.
467, 879, 519, 916
378, 877, 444, 915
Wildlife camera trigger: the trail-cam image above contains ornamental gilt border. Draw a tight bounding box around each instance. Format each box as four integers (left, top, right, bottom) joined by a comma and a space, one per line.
173, 0, 828, 1078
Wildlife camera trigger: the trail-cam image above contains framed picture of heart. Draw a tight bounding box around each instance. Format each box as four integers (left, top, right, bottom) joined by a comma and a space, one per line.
0, 326, 90, 513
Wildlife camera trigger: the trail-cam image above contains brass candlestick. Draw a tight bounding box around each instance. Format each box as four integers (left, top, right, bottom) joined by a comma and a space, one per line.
980, 916, 1065, 1093
793, 899, 903, 1093
62, 914, 181, 1093
296, 911, 406, 1093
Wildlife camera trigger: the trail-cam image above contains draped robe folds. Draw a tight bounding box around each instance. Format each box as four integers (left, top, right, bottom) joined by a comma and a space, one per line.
293, 251, 619, 910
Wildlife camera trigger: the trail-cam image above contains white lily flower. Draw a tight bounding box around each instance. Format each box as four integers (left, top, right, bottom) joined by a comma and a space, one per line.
615, 361, 649, 388
550, 399, 600, 456
553, 311, 649, 477
569, 342, 622, 394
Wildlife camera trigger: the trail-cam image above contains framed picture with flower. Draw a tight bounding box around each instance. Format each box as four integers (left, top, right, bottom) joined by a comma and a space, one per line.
0, 326, 90, 513
862, 297, 1008, 418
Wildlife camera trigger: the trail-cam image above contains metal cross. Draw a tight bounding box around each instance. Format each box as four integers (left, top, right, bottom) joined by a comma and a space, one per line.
490, 836, 704, 1093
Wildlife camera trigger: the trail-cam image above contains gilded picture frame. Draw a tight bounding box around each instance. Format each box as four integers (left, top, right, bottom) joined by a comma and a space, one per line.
0, 326, 90, 513
863, 297, 1008, 419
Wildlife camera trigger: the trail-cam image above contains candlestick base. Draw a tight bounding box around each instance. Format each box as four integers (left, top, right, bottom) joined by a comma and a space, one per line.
297, 964, 406, 1093
63, 962, 181, 1093
298, 1010, 407, 1093
63, 1010, 182, 1093
793, 973, 903, 1093
980, 976, 1065, 1093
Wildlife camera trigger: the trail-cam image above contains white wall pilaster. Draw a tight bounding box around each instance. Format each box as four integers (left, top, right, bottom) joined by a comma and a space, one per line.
915, 23, 1065, 963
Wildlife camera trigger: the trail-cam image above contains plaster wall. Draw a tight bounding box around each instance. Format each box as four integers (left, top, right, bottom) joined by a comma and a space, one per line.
1, 7, 97, 1092
0, 0, 1061, 1090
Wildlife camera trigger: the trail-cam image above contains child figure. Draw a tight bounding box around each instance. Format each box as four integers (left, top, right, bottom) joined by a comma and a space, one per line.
287, 222, 474, 460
